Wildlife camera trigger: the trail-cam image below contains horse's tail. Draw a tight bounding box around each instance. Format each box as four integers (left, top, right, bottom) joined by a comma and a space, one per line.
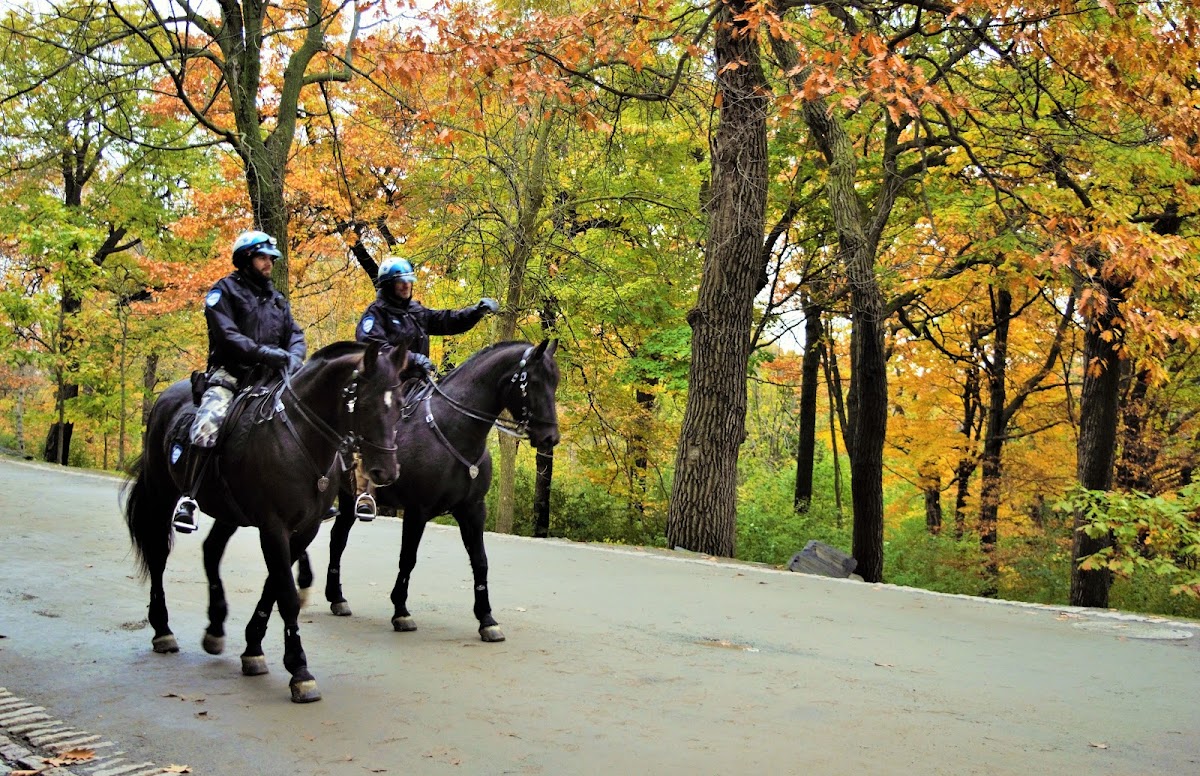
121, 453, 174, 582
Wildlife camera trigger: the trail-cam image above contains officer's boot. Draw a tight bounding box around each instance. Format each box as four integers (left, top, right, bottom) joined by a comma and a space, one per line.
172, 448, 211, 534
353, 461, 377, 522
354, 488, 377, 522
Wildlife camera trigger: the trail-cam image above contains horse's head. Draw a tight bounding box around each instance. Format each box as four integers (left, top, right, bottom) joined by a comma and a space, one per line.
350, 341, 408, 487
503, 339, 561, 448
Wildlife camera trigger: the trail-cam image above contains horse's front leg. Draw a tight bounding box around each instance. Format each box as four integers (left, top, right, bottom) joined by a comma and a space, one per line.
390, 510, 428, 632
246, 525, 321, 703
325, 489, 359, 616
201, 521, 239, 654
454, 501, 504, 642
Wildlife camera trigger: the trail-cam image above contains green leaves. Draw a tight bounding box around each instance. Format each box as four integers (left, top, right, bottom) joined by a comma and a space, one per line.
1058, 484, 1200, 598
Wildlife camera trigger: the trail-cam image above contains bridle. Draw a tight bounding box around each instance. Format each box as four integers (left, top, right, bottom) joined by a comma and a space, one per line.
263, 361, 398, 493
421, 345, 553, 479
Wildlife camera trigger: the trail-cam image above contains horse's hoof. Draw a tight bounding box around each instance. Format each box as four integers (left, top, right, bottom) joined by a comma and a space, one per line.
241, 655, 270, 676
290, 679, 322, 704
331, 601, 352, 617
202, 633, 225, 655
152, 634, 179, 654
392, 616, 417, 632
479, 625, 506, 643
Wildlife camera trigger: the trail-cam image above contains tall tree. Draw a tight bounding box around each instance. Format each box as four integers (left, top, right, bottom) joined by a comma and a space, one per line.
666, 0, 769, 555
102, 0, 364, 296
0, 4, 204, 464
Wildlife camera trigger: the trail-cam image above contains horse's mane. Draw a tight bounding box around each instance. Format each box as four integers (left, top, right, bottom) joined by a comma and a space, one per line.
470, 340, 531, 357
308, 340, 367, 363
440, 340, 531, 382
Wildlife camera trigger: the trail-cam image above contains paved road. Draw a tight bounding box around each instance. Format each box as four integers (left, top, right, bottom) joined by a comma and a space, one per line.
0, 457, 1197, 776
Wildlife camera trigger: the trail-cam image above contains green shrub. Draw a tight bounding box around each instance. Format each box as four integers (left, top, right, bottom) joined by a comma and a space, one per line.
884, 519, 992, 595
736, 454, 852, 566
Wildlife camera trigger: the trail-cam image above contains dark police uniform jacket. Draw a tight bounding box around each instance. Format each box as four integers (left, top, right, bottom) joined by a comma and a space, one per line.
204, 270, 306, 382
356, 295, 485, 359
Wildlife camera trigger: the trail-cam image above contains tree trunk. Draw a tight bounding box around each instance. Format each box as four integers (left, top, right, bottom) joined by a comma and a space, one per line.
533, 445, 553, 538
801, 110, 887, 580
495, 437, 518, 534
251, 160, 291, 297
1114, 367, 1154, 493
953, 365, 981, 539
1070, 279, 1125, 607
823, 342, 844, 528
921, 470, 940, 537
978, 288, 1012, 595
491, 118, 553, 535
794, 299, 823, 512
141, 353, 158, 445
666, 1, 769, 556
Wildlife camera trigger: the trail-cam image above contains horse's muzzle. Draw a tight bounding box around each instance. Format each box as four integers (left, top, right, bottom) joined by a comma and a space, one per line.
368, 469, 398, 488
530, 427, 561, 448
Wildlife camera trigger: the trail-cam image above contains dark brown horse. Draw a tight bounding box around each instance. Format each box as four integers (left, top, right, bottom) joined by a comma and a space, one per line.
122, 341, 407, 702
303, 339, 560, 642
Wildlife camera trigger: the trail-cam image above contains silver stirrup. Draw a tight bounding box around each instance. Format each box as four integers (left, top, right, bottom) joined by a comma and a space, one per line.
354, 493, 377, 522
172, 496, 198, 533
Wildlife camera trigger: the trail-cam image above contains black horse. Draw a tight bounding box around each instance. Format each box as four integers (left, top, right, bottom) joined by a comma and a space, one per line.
122, 341, 407, 703
304, 339, 561, 642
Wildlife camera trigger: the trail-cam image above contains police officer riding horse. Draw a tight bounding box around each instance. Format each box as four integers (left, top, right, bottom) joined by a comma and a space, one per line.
172, 230, 307, 533
350, 254, 498, 519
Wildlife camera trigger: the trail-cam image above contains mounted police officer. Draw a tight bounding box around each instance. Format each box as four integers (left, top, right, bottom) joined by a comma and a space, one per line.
172, 230, 307, 534
351, 254, 498, 519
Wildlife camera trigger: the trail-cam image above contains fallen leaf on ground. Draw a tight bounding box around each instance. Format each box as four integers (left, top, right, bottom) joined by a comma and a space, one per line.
162, 765, 192, 773
48, 749, 95, 764
1089, 742, 1109, 749
874, 662, 895, 668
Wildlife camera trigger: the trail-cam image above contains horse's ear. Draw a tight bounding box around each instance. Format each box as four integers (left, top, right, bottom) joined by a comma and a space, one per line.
531, 339, 549, 360
391, 343, 409, 373
545, 338, 557, 357
362, 340, 383, 377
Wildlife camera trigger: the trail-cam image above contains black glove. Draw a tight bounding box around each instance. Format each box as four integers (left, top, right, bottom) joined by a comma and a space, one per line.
477, 297, 499, 314
408, 352, 435, 374
286, 352, 304, 375
257, 345, 291, 372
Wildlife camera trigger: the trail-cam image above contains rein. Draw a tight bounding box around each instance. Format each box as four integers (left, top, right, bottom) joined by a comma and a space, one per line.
421, 346, 545, 478
268, 361, 397, 493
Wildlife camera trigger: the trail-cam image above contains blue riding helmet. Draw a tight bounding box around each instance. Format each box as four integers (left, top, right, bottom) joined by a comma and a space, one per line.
376, 255, 416, 287
231, 230, 281, 267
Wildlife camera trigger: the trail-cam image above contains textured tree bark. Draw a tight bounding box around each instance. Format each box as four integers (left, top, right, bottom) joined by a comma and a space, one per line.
978, 288, 1011, 595
665, 0, 768, 556
953, 366, 981, 539
794, 300, 824, 512
493, 119, 553, 534
533, 445, 554, 538
800, 102, 887, 582
1070, 279, 1125, 607
141, 353, 159, 445
922, 469, 943, 535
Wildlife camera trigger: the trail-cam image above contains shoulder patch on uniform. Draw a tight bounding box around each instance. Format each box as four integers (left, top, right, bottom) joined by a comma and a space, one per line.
205, 289, 222, 307
362, 315, 375, 333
